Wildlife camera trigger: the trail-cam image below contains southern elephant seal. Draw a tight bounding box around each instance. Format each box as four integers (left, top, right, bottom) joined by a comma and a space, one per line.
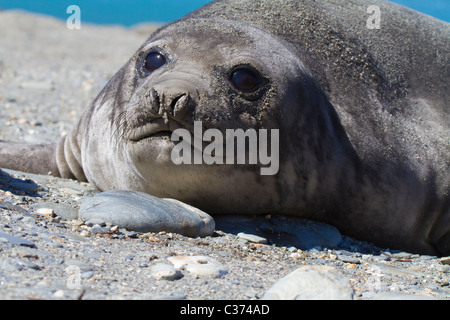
0, 0, 449, 256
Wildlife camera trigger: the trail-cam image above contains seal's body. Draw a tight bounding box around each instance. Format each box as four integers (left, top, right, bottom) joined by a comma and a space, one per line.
1, 0, 449, 255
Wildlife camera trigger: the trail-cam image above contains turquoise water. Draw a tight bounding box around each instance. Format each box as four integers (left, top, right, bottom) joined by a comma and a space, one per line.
0, 0, 449, 24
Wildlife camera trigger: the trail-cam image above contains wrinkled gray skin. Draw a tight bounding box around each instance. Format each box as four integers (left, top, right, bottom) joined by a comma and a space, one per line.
1, 0, 449, 255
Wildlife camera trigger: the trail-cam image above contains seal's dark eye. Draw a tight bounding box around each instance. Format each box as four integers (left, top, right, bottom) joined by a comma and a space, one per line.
144, 52, 166, 72
230, 68, 260, 92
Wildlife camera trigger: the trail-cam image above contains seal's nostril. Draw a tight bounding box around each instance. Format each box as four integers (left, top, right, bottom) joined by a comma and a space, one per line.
170, 95, 181, 110
147, 87, 160, 115
173, 93, 194, 120
149, 88, 160, 106
171, 93, 188, 111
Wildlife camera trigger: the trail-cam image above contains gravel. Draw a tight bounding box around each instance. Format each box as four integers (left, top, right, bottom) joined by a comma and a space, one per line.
0, 10, 449, 300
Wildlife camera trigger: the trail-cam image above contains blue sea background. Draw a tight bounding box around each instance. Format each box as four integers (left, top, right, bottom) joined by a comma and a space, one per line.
0, 0, 449, 25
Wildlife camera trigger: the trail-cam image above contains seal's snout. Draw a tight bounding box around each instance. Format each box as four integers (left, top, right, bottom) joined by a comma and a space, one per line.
148, 86, 195, 124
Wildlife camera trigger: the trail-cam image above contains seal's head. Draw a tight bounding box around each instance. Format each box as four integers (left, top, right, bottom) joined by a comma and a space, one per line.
81, 19, 344, 214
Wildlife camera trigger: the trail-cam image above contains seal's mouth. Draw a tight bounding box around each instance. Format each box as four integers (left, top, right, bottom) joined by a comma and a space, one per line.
127, 116, 187, 143
129, 130, 172, 142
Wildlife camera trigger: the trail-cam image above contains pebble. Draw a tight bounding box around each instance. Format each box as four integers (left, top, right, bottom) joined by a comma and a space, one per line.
237, 232, 268, 244
151, 263, 183, 281
262, 265, 354, 300
89, 227, 106, 235
168, 256, 228, 278
30, 202, 78, 221
16, 258, 41, 270
78, 190, 215, 237
84, 219, 106, 227
436, 260, 450, 273
0, 173, 43, 193
53, 290, 65, 299
338, 255, 360, 264
36, 208, 55, 218
0, 231, 36, 248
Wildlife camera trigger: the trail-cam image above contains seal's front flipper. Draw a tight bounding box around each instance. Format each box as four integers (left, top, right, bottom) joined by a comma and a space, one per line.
0, 137, 87, 182
0, 140, 60, 176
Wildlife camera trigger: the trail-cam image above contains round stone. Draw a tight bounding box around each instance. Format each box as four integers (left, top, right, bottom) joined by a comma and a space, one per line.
262, 265, 354, 300
150, 263, 183, 281
78, 190, 215, 237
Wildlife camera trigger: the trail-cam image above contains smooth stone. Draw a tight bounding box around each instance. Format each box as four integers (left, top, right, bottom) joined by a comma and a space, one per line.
55, 180, 88, 196
438, 257, 450, 272
150, 263, 183, 281
0, 174, 43, 192
84, 218, 106, 227
15, 258, 41, 270
262, 265, 354, 300
237, 232, 268, 244
21, 216, 36, 225
338, 255, 360, 264
435, 261, 450, 273
392, 252, 413, 259
88, 227, 106, 235
168, 255, 228, 278
29, 202, 78, 221
0, 231, 36, 248
79, 190, 215, 237
2, 169, 49, 189
11, 247, 48, 259
53, 290, 66, 299
0, 202, 33, 217
119, 229, 138, 238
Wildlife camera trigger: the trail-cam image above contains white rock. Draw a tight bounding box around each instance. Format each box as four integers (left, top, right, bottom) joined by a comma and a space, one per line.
262, 265, 354, 300
168, 256, 228, 278
36, 208, 55, 218
150, 263, 183, 281
53, 290, 66, 298
237, 232, 268, 244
